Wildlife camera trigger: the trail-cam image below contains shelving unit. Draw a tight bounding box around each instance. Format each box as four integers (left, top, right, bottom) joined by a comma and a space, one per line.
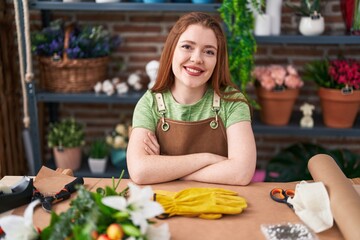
19, 1, 360, 177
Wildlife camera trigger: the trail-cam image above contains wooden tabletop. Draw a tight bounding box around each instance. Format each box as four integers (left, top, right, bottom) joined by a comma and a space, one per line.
2, 176, 360, 240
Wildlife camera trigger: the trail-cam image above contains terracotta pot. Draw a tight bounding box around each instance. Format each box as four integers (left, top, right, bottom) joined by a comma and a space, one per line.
256, 87, 300, 126
53, 147, 82, 171
318, 87, 360, 128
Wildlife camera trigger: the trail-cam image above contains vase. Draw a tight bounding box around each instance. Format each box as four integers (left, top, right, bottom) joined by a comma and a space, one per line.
256, 87, 299, 126
111, 148, 127, 169
318, 87, 360, 128
254, 14, 272, 36
53, 147, 82, 171
299, 16, 325, 36
266, 0, 282, 35
340, 0, 355, 34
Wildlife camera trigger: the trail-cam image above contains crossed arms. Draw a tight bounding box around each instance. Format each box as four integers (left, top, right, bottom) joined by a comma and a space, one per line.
126, 121, 257, 186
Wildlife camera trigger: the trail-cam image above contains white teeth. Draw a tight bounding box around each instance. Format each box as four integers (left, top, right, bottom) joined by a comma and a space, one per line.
186, 67, 201, 73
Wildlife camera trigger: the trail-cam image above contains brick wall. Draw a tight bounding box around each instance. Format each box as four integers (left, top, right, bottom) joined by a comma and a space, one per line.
11, 0, 360, 168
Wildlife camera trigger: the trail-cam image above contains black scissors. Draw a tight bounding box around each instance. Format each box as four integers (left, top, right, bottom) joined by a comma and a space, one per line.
270, 188, 295, 209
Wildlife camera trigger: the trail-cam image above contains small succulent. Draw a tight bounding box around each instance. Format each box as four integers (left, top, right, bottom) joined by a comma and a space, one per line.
286, 0, 322, 17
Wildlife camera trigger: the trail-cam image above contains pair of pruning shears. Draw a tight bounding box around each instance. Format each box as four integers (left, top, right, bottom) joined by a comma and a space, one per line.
270, 188, 295, 209
32, 177, 84, 213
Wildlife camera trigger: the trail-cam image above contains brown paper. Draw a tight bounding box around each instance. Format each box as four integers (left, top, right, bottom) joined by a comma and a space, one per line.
308, 154, 360, 240
34, 166, 76, 196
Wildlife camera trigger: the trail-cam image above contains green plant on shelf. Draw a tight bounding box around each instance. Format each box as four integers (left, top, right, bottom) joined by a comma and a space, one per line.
219, 0, 260, 104
89, 139, 110, 159
47, 118, 85, 150
285, 0, 322, 17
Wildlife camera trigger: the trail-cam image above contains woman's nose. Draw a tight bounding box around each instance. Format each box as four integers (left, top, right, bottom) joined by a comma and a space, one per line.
190, 50, 203, 64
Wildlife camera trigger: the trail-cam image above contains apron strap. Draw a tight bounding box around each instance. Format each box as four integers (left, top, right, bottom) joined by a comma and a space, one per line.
155, 93, 169, 131
210, 91, 221, 129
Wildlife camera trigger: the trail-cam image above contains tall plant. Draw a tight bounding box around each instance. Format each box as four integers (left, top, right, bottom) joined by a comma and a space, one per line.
219, 0, 260, 99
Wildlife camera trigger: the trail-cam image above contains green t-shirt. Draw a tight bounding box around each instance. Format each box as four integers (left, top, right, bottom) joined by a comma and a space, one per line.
132, 87, 251, 132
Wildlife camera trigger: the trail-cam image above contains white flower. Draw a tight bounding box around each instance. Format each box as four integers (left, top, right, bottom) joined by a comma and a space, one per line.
116, 82, 129, 95
127, 73, 141, 86
0, 200, 41, 240
101, 183, 165, 236
93, 81, 102, 94
127, 183, 164, 234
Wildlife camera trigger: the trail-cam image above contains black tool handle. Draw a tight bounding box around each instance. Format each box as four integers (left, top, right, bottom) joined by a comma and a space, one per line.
64, 177, 84, 193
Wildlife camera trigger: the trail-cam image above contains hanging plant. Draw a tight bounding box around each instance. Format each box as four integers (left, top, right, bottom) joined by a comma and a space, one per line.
219, 0, 262, 104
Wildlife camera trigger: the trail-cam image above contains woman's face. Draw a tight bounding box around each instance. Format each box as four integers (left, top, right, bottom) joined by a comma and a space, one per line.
172, 24, 218, 91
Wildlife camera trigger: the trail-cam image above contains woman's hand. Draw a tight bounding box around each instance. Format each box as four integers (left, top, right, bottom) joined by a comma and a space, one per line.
144, 132, 160, 155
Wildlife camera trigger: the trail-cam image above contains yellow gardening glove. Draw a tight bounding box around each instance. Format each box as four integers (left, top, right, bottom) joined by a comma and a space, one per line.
154, 188, 247, 220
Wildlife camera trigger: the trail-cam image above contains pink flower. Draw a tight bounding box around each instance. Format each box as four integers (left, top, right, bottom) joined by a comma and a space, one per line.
253, 64, 304, 91
329, 59, 360, 89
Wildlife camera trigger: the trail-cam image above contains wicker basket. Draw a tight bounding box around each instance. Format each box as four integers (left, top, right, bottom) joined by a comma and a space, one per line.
38, 25, 109, 93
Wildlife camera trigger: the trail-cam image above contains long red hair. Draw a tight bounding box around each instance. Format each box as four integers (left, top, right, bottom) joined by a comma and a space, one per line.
151, 12, 240, 100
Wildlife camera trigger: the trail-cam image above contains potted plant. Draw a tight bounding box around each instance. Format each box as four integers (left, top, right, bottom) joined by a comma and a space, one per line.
47, 118, 85, 171
303, 57, 360, 128
31, 20, 121, 92
252, 64, 304, 125
106, 123, 129, 169
285, 0, 325, 36
88, 139, 110, 174
219, 0, 262, 105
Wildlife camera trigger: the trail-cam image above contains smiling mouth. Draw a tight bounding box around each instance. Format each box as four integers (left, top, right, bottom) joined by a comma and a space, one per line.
184, 67, 203, 74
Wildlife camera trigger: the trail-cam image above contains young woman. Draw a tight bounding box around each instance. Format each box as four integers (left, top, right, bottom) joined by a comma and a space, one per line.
127, 12, 256, 185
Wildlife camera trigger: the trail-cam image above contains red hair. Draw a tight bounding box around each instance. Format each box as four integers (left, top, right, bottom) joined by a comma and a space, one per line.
151, 12, 240, 100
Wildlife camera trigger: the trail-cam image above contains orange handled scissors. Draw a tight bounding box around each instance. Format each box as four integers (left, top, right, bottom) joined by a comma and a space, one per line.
270, 188, 295, 209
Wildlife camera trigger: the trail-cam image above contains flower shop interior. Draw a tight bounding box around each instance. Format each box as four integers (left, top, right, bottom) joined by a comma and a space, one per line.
0, 0, 360, 182
0, 0, 360, 240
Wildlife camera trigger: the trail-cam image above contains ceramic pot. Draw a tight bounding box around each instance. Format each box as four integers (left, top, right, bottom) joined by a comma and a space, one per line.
318, 87, 360, 128
111, 148, 126, 168
88, 157, 108, 174
299, 16, 325, 36
256, 87, 299, 126
53, 147, 82, 171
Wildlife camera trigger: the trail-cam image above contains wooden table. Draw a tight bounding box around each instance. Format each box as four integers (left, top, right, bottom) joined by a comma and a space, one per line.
1, 176, 359, 240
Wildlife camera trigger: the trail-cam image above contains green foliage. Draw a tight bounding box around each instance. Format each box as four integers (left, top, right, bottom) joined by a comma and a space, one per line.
302, 59, 341, 89
285, 0, 321, 16
41, 171, 129, 239
89, 139, 110, 159
265, 142, 360, 182
47, 118, 85, 150
219, 0, 257, 98
353, 0, 360, 32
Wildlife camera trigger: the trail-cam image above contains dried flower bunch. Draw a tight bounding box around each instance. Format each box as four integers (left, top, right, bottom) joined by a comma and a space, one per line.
252, 65, 304, 91
106, 123, 129, 149
31, 19, 121, 59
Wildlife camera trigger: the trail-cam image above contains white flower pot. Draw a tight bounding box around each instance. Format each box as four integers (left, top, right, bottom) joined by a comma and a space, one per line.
299, 16, 325, 36
88, 157, 108, 174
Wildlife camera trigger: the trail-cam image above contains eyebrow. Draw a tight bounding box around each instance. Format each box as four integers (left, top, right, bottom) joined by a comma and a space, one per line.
179, 40, 217, 50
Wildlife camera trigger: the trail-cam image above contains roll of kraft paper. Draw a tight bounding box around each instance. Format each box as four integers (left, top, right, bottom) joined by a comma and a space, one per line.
308, 154, 360, 240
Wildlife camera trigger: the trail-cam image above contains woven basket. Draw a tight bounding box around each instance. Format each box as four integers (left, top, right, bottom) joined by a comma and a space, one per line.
38, 25, 109, 93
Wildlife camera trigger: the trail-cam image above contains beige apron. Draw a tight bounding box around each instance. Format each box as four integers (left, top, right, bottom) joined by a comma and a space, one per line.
155, 91, 228, 157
